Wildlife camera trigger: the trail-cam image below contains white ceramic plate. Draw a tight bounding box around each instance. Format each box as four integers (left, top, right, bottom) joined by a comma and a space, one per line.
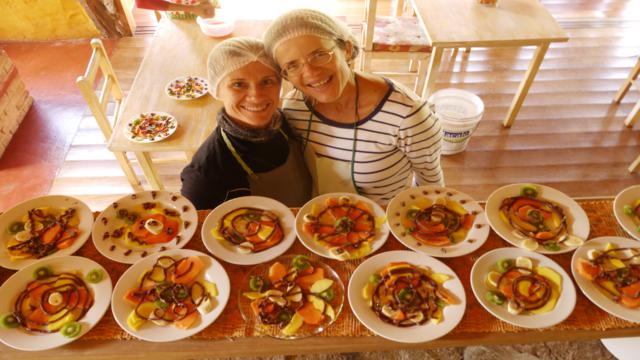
348, 250, 466, 343
470, 247, 576, 328
386, 186, 489, 258
571, 236, 640, 323
613, 185, 640, 241
295, 192, 389, 260
92, 191, 197, 264
201, 196, 296, 265
0, 256, 112, 351
111, 249, 230, 342
164, 76, 209, 100
0, 195, 93, 270
124, 112, 178, 143
485, 183, 590, 254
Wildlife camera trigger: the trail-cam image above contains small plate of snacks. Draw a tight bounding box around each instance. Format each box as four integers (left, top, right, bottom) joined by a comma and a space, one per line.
386, 186, 489, 258
92, 191, 197, 264
470, 247, 576, 328
201, 196, 296, 265
111, 249, 230, 342
485, 183, 589, 254
0, 195, 93, 270
613, 185, 640, 241
0, 256, 112, 351
165, 76, 209, 100
124, 112, 177, 143
572, 236, 640, 323
238, 254, 344, 339
295, 193, 388, 260
348, 250, 465, 343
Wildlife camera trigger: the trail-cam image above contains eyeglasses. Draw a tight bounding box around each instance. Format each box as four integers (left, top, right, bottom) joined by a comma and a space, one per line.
280, 47, 336, 78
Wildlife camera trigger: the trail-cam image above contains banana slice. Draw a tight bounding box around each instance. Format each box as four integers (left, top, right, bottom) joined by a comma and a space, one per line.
563, 235, 584, 247
486, 271, 502, 288
515, 256, 533, 270
522, 238, 539, 251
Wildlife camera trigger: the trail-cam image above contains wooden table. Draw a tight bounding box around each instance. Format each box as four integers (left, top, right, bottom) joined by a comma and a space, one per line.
410, 0, 569, 127
109, 18, 268, 190
2, 198, 640, 358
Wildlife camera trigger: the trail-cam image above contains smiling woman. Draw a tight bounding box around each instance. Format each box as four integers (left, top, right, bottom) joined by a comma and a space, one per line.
263, 9, 444, 206
180, 37, 311, 210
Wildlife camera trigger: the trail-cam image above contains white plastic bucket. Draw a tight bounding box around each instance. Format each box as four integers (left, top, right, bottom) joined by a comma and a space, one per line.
428, 88, 484, 155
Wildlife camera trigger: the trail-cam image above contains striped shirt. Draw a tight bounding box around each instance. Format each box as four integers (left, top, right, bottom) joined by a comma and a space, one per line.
282, 79, 443, 205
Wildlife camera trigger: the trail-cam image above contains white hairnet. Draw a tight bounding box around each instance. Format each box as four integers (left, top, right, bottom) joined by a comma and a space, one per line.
207, 37, 279, 98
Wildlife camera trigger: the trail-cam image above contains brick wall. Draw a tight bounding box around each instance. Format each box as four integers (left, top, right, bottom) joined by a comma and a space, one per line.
0, 49, 33, 158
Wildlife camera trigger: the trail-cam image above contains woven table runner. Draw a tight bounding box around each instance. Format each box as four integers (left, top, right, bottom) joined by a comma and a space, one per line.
1, 199, 637, 340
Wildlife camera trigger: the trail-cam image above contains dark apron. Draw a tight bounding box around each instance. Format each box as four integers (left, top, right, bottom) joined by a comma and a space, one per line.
221, 129, 311, 207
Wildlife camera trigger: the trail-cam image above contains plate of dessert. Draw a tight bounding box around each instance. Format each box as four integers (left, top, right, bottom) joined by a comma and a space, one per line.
237, 254, 344, 339
0, 195, 93, 270
613, 185, 640, 241
111, 249, 230, 342
92, 191, 197, 264
295, 193, 388, 260
201, 196, 296, 265
0, 256, 112, 351
165, 76, 209, 100
470, 247, 576, 328
348, 250, 465, 343
386, 186, 489, 258
124, 112, 177, 143
572, 236, 640, 323
485, 183, 589, 254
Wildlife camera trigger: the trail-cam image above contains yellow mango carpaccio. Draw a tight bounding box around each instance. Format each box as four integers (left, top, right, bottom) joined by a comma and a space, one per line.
529, 266, 562, 315
0, 0, 100, 40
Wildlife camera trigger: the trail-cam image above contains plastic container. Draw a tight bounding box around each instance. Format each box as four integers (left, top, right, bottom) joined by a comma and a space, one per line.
428, 88, 484, 155
196, 10, 235, 38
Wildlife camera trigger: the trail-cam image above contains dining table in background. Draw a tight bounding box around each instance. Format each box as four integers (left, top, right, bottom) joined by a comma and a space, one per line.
410, 0, 569, 127
108, 18, 269, 190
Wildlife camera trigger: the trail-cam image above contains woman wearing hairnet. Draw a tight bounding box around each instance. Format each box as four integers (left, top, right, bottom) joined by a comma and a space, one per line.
180, 37, 311, 210
263, 9, 443, 206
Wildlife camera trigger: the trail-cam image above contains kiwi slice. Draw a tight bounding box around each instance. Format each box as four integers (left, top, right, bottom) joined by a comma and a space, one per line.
7, 221, 25, 235
60, 321, 82, 338
86, 269, 103, 284
32, 266, 53, 280
520, 185, 539, 198
0, 313, 19, 328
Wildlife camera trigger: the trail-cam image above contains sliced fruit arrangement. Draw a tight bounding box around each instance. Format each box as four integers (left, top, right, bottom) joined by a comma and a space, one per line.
213, 207, 284, 253
106, 202, 181, 248
1, 266, 94, 334
576, 242, 640, 308
301, 195, 379, 260
362, 262, 460, 327
498, 185, 583, 252
242, 255, 340, 337
623, 199, 640, 234
400, 197, 474, 247
123, 255, 218, 331
5, 207, 81, 261
165, 76, 208, 99
484, 256, 561, 315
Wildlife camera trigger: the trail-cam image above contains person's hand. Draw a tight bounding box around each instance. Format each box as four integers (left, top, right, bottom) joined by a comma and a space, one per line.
194, 2, 215, 18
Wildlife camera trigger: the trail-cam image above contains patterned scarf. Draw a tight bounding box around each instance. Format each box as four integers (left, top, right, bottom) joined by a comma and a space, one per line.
217, 109, 283, 143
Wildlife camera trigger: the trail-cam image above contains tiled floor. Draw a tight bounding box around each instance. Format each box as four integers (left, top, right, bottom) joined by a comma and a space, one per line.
0, 40, 115, 212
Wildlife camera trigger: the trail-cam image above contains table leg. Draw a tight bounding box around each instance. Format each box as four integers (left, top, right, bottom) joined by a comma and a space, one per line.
629, 154, 640, 173
503, 42, 550, 128
422, 46, 444, 99
135, 152, 164, 190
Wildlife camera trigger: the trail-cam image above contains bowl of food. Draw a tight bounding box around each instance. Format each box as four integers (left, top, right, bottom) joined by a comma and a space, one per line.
196, 10, 235, 38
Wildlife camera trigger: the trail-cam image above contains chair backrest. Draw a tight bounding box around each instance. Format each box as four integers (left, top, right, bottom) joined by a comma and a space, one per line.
362, 0, 379, 53
76, 38, 125, 141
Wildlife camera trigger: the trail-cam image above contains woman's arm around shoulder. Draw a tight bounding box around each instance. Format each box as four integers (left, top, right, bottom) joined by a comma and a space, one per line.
395, 92, 444, 186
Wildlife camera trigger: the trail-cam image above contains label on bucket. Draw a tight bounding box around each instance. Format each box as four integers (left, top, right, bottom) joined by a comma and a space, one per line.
443, 129, 471, 143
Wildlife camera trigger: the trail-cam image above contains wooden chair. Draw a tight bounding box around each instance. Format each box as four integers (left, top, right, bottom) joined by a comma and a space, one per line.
76, 38, 149, 191
614, 57, 640, 128
358, 0, 432, 97
613, 57, 640, 172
